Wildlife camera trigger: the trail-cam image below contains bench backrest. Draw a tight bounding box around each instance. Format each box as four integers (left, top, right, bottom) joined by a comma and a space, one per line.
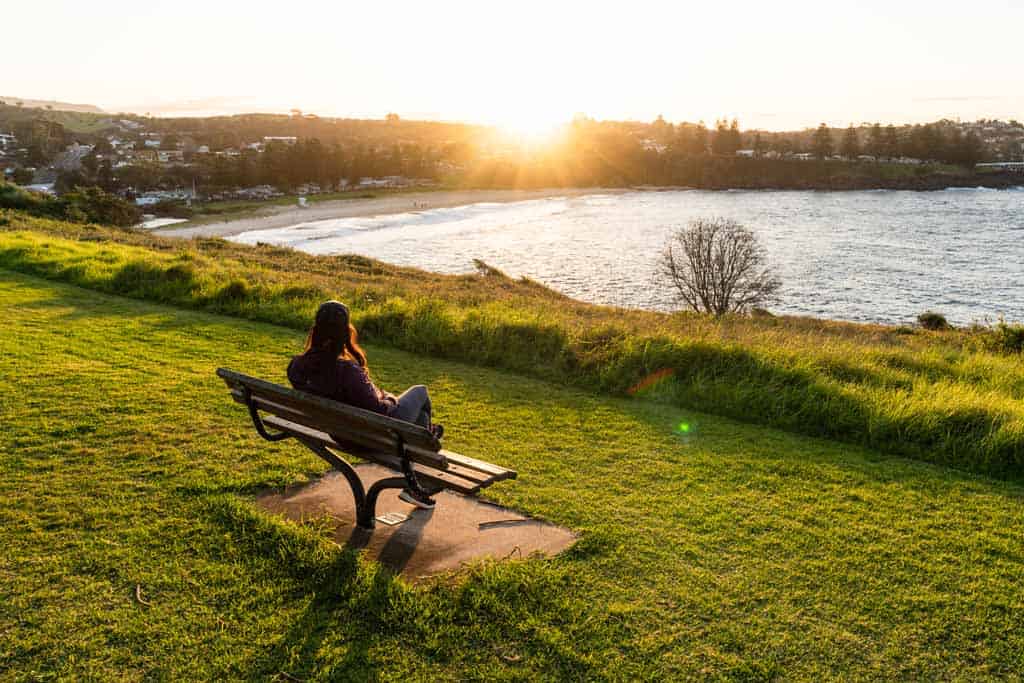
217, 368, 442, 454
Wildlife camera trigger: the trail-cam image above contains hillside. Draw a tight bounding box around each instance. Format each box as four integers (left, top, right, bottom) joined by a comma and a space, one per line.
2, 211, 1022, 481
0, 96, 105, 114
3, 271, 1023, 679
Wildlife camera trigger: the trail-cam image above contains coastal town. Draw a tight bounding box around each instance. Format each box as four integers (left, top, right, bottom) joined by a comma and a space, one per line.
2, 100, 1024, 214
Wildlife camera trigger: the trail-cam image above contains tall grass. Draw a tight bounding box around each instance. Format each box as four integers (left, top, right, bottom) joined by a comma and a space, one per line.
2, 210, 1022, 478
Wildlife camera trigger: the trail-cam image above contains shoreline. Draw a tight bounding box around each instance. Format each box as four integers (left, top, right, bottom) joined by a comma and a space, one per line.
149, 179, 1023, 240
152, 187, 625, 239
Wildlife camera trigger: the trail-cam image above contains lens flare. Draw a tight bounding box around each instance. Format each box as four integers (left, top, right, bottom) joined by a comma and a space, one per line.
677, 422, 691, 434
627, 368, 675, 395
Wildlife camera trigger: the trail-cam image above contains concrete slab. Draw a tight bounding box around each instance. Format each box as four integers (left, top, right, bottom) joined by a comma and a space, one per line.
256, 464, 577, 580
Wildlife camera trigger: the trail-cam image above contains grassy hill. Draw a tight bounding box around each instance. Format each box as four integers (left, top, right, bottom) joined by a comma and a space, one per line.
3, 271, 1024, 679
1, 211, 1022, 481
0, 96, 105, 114
0, 103, 119, 136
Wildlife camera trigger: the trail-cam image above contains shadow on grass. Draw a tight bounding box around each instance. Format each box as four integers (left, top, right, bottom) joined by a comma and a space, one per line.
199, 494, 618, 680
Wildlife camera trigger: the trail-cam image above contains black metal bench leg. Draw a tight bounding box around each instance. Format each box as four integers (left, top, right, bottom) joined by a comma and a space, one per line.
394, 435, 441, 496
299, 439, 378, 530
298, 436, 443, 531
356, 437, 435, 528
360, 476, 408, 529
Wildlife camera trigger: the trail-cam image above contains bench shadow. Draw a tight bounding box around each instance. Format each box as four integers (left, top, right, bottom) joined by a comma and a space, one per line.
374, 508, 433, 574
257, 554, 395, 679
201, 497, 434, 679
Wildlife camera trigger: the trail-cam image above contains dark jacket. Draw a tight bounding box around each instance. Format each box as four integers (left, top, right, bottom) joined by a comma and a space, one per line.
287, 350, 398, 416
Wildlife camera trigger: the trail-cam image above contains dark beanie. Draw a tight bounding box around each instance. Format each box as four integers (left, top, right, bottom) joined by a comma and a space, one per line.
314, 300, 350, 340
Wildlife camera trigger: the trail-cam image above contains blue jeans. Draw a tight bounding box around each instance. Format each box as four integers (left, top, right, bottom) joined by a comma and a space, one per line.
392, 385, 431, 427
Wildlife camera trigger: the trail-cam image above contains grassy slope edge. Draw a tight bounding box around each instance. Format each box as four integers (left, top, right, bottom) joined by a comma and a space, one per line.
3, 271, 1024, 680
1, 210, 1022, 479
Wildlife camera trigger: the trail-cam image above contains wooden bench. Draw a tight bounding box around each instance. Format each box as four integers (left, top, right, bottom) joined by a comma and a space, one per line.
217, 368, 517, 529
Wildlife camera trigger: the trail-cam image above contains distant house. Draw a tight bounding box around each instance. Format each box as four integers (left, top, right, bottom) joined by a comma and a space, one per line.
135, 190, 191, 206
735, 149, 756, 158
157, 150, 184, 163
144, 139, 161, 148
263, 136, 297, 145
977, 161, 1024, 173
641, 138, 667, 153
356, 176, 418, 189
295, 183, 322, 195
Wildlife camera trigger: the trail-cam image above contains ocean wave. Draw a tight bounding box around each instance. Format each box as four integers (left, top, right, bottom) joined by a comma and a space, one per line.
941, 186, 1014, 192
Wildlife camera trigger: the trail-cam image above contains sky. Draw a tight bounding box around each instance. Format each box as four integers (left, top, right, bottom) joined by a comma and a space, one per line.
5, 0, 1024, 131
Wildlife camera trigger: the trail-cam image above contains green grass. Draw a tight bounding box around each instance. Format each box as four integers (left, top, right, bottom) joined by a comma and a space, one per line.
4, 271, 1024, 680
2, 212, 1023, 481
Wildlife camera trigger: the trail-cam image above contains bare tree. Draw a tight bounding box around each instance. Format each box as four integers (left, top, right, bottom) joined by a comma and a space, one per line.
658, 217, 781, 316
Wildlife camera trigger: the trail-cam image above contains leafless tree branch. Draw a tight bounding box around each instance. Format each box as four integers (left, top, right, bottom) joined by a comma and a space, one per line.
656, 217, 781, 316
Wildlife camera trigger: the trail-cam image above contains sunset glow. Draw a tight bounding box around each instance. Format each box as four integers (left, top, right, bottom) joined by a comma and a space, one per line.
5, 0, 1024, 129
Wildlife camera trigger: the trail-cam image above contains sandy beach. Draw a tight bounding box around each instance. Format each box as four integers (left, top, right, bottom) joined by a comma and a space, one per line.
153, 187, 623, 239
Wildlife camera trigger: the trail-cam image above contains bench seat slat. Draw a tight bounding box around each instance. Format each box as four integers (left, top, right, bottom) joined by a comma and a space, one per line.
258, 414, 495, 487
439, 450, 517, 481
261, 415, 485, 495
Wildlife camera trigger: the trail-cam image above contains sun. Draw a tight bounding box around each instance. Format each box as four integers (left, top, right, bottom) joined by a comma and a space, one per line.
495, 112, 568, 145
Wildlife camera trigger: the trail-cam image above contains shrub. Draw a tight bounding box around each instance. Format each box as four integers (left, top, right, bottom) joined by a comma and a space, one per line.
109, 261, 199, 301
0, 181, 140, 227
215, 279, 251, 303
917, 311, 950, 331
62, 187, 141, 227
473, 259, 509, 278
982, 321, 1024, 355
151, 199, 194, 219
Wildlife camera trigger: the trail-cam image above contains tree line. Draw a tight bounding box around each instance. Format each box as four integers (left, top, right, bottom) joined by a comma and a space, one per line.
4, 102, 1017, 196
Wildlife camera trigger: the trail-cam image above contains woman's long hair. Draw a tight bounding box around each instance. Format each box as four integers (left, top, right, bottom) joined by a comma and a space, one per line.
304, 301, 368, 368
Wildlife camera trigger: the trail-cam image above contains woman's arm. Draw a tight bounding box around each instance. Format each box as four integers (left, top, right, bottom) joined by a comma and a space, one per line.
339, 362, 398, 415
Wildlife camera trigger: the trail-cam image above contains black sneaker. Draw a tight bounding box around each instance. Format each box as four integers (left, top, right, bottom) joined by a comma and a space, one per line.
399, 487, 436, 509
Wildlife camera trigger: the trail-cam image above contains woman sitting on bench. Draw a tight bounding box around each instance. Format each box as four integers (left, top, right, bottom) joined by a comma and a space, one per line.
288, 300, 443, 508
